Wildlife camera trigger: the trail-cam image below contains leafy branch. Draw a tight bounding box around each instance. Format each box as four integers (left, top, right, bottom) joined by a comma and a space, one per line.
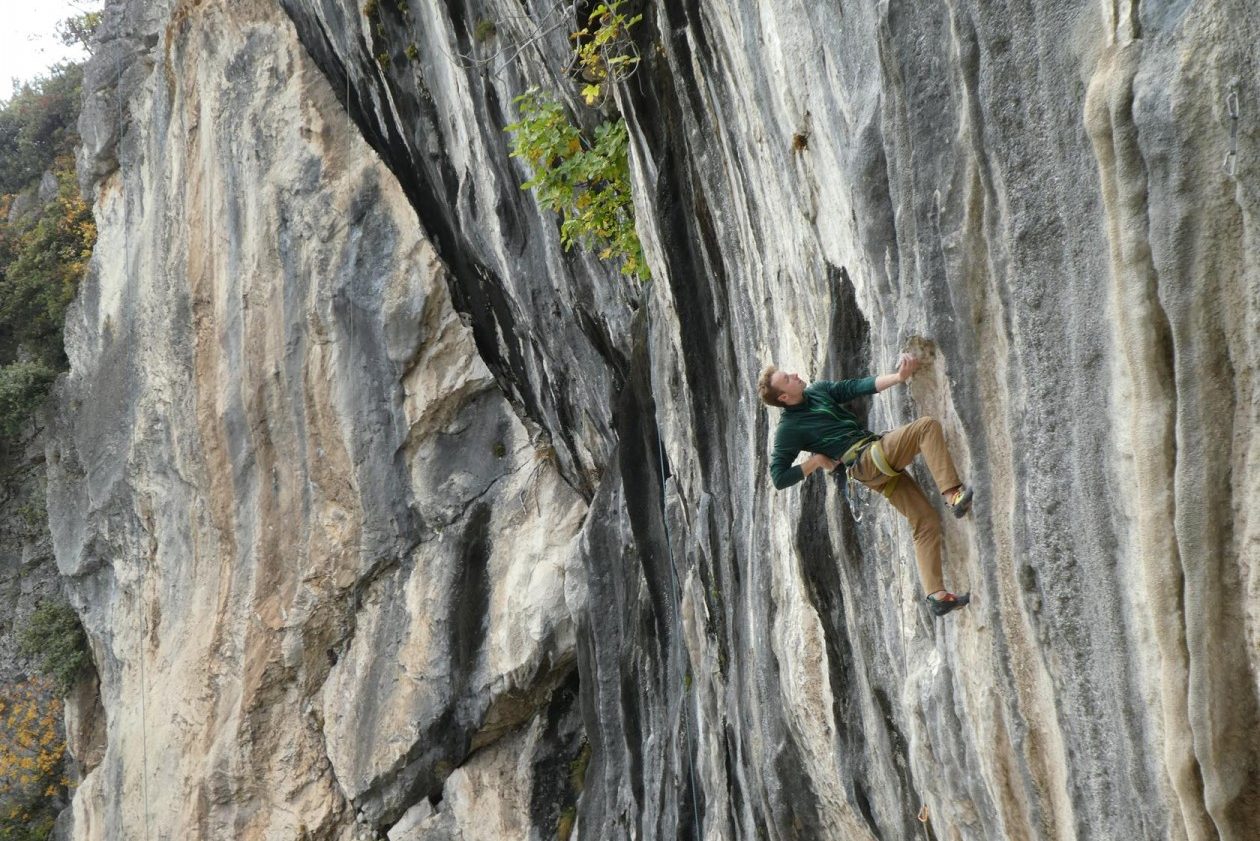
503, 2, 647, 280
506, 90, 647, 280
19, 601, 91, 696
570, 1, 642, 106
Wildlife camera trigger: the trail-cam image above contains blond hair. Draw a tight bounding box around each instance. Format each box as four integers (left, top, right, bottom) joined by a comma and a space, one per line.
757, 365, 783, 407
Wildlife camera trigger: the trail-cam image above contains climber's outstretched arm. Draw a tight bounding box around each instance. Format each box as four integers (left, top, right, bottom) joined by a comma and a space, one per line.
875, 353, 920, 393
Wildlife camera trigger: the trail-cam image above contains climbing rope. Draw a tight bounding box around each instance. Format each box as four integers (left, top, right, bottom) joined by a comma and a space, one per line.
655, 421, 704, 836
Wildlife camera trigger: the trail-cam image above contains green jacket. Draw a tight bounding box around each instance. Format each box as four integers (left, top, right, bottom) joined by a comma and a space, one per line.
769, 377, 878, 489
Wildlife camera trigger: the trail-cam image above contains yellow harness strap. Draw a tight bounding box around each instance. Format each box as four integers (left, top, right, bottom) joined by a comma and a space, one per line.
846, 438, 897, 496
840, 437, 871, 465
870, 440, 899, 477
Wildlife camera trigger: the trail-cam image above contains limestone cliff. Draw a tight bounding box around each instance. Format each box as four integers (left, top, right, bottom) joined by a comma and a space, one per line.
47, 0, 1259, 839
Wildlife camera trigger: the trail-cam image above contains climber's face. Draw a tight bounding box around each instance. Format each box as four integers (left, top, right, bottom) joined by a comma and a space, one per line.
771, 370, 806, 405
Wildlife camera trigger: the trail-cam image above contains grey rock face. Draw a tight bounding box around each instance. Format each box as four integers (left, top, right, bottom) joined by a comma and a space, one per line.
53, 1, 585, 837
50, 0, 1260, 840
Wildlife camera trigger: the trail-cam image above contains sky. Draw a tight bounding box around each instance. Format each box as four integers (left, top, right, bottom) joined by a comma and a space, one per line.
0, 1, 101, 101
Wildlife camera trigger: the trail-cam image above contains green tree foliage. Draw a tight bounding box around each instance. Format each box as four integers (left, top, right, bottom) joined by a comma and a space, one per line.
18, 601, 90, 697
506, 91, 647, 280
502, 2, 647, 280
0, 19, 93, 834
0, 165, 95, 363
0, 61, 97, 449
56, 11, 104, 54
0, 65, 84, 196
570, 1, 642, 106
0, 362, 58, 440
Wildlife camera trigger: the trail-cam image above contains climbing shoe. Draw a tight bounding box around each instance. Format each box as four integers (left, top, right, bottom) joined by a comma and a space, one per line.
926, 590, 971, 617
946, 485, 973, 518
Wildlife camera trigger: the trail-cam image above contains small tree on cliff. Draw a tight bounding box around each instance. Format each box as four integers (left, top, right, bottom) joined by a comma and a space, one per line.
504, 1, 649, 280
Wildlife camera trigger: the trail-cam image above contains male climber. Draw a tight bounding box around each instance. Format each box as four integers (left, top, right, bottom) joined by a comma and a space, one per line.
758, 354, 974, 616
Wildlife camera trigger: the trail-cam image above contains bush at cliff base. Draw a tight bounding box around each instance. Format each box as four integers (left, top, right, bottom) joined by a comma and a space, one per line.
0, 676, 67, 841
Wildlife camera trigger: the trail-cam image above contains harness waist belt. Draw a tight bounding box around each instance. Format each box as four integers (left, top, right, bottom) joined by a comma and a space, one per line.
841, 436, 901, 478
841, 435, 879, 468
841, 435, 902, 500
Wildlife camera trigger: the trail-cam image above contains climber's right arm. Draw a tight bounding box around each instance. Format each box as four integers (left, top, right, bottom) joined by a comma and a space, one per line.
770, 433, 836, 489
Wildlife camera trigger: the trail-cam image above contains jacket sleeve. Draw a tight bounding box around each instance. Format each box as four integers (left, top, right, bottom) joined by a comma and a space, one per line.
820, 376, 878, 405
769, 429, 805, 489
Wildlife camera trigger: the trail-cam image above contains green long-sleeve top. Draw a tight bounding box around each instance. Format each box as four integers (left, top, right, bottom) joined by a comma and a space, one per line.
769, 377, 878, 489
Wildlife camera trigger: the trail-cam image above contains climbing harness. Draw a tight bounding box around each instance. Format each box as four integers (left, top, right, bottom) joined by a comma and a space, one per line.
1224, 77, 1240, 178
838, 434, 903, 521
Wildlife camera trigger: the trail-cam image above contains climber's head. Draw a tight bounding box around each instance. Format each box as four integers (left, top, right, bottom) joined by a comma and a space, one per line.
758, 365, 806, 407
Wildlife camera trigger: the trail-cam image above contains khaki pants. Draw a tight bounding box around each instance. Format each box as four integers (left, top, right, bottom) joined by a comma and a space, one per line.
851, 417, 961, 595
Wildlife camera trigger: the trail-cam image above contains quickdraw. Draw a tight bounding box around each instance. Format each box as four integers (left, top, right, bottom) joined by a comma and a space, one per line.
840, 435, 902, 512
